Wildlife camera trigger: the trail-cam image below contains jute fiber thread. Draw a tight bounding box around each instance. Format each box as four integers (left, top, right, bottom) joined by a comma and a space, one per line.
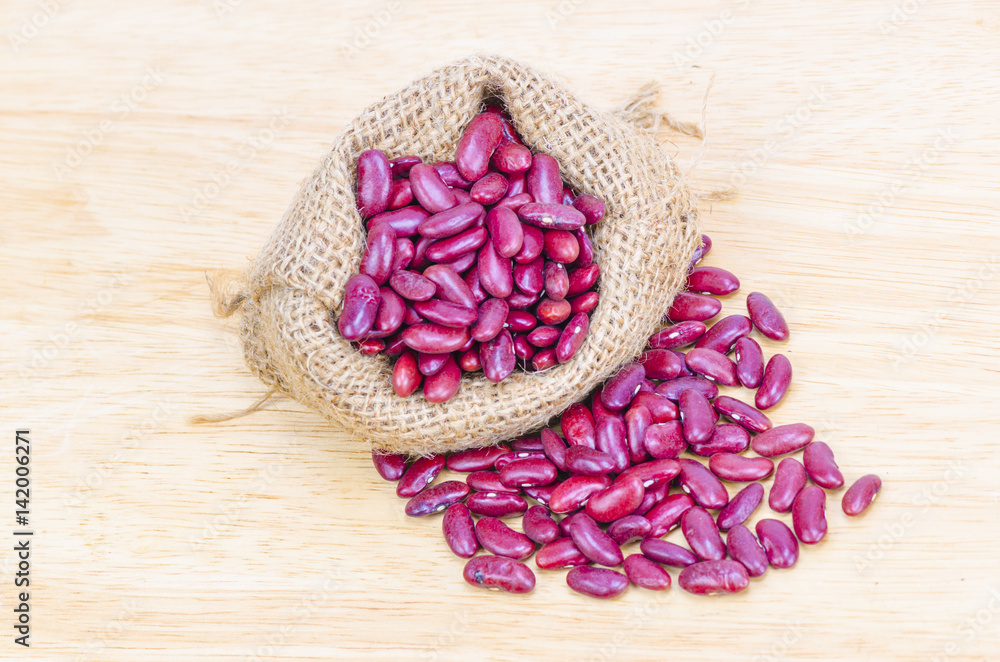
210, 54, 702, 455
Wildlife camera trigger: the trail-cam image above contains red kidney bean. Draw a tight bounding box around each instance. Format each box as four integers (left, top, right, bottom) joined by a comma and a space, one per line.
543, 230, 580, 263
401, 323, 469, 354
438, 250, 477, 274
371, 287, 405, 337
519, 506, 559, 545
418, 201, 484, 239
466, 491, 529, 518
632, 480, 669, 517
391, 238, 415, 272
442, 503, 479, 558
492, 449, 542, 469
733, 336, 764, 389
696, 315, 752, 355
679, 560, 750, 595
688, 424, 750, 457
491, 140, 532, 174
463, 555, 535, 593
843, 474, 882, 516
384, 334, 407, 356
556, 312, 589, 362
567, 566, 629, 598
477, 240, 514, 298
523, 483, 558, 506
678, 458, 729, 509
505, 310, 537, 333
422, 265, 475, 308
371, 451, 407, 481
726, 524, 768, 577
570, 513, 624, 567
480, 328, 516, 383
475, 516, 535, 560
630, 392, 678, 423
356, 338, 385, 354
360, 221, 397, 286
536, 538, 590, 569
525, 153, 561, 204
432, 161, 473, 189
681, 507, 726, 561
717, 483, 765, 531
803, 441, 845, 489
389, 154, 421, 178
506, 289, 540, 311
642, 421, 686, 459
751, 423, 815, 458
470, 172, 508, 205
624, 405, 652, 465
616, 459, 681, 490
586, 476, 644, 523
679, 389, 715, 445
648, 320, 707, 350
466, 470, 519, 494
793, 485, 827, 544
513, 333, 534, 360
543, 262, 570, 300
388, 178, 413, 209
685, 348, 739, 387
534, 298, 570, 326
527, 325, 560, 347
408, 163, 457, 213
608, 515, 652, 545
561, 403, 596, 448
600, 363, 646, 410
532, 349, 558, 371
417, 352, 449, 376
392, 351, 422, 397
455, 114, 504, 182
668, 292, 722, 322
709, 453, 775, 482
405, 480, 470, 517
566, 263, 600, 297
769, 458, 807, 513
518, 203, 587, 231
396, 455, 445, 498
549, 475, 612, 513
338, 274, 381, 341
410, 235, 433, 270
464, 266, 487, 303
595, 417, 630, 473
624, 554, 672, 591
494, 192, 533, 213
756, 518, 799, 568
451, 188, 473, 206
656, 376, 719, 401
446, 446, 511, 472
746, 292, 789, 341
692, 234, 714, 266
572, 227, 594, 268
414, 299, 477, 328
510, 436, 544, 452
637, 350, 683, 381
369, 206, 430, 238
402, 302, 424, 327
425, 227, 487, 263
539, 429, 568, 472
485, 206, 524, 259
564, 445, 617, 476
458, 347, 480, 371
500, 457, 558, 488
755, 353, 792, 410
572, 193, 605, 225
423, 356, 460, 402
646, 493, 695, 537
389, 270, 437, 302
468, 298, 506, 343
505, 171, 527, 197
687, 266, 740, 296
714, 396, 771, 433
640, 539, 698, 568
356, 149, 391, 218
513, 225, 544, 264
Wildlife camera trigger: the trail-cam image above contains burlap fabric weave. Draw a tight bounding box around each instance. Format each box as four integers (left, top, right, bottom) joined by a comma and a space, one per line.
214, 54, 701, 455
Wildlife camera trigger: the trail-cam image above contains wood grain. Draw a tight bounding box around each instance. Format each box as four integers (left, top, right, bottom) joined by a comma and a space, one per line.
2, 1, 999, 659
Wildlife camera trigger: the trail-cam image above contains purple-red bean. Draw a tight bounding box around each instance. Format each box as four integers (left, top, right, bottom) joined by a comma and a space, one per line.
842, 474, 881, 516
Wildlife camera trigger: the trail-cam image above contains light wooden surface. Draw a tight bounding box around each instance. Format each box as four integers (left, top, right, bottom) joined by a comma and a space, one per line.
3, 1, 999, 660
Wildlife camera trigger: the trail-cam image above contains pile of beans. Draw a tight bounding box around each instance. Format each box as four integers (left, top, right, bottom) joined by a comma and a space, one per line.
337, 105, 605, 403
368, 233, 882, 598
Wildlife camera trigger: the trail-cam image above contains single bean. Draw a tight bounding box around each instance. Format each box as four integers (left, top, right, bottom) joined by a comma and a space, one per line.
646, 493, 695, 537
513, 256, 544, 295
432, 161, 473, 189
755, 518, 799, 568
668, 292, 722, 322
714, 395, 772, 433
500, 457, 558, 488
523, 483, 559, 506
478, 240, 514, 299
413, 299, 477, 328
572, 227, 594, 268
410, 235, 433, 270
572, 193, 605, 225
423, 356, 460, 402
793, 485, 827, 544
485, 206, 524, 258
356, 149, 392, 218
688, 424, 751, 457
638, 349, 683, 380
389, 154, 421, 178
751, 423, 815, 458
469, 298, 507, 343
438, 250, 477, 274
544, 262, 570, 300
475, 516, 535, 560
643, 421, 687, 460
616, 459, 681, 489
535, 298, 571, 326
368, 205, 430, 238
371, 287, 405, 337
842, 474, 882, 516
466, 470, 520, 494
356, 338, 384, 354
600, 363, 646, 411
681, 507, 727, 561
564, 445, 617, 476
556, 313, 589, 362
561, 403, 596, 448
417, 352, 449, 376
392, 351, 422, 397
687, 266, 740, 296
518, 203, 587, 231
405, 480, 470, 516
567, 263, 600, 296
532, 349, 558, 371
396, 455, 445, 498
769, 458, 808, 513
536, 538, 590, 569
506, 289, 540, 310
491, 140, 532, 174
388, 178, 413, 209
417, 201, 484, 239
442, 503, 479, 558
679, 560, 750, 595
538, 428, 568, 472
494, 192, 533, 213
391, 238, 415, 272
389, 270, 437, 302
803, 441, 845, 489
401, 323, 469, 353
455, 113, 504, 181
505, 311, 537, 334
624, 405, 652, 465
514, 225, 545, 264
514, 334, 536, 363
679, 389, 715, 445
734, 336, 765, 388
505, 171, 527, 196
510, 436, 544, 452
408, 163, 457, 213
458, 347, 481, 371
755, 353, 792, 410
421, 264, 476, 309
470, 171, 508, 205
567, 566, 629, 598
624, 554, 672, 591
726, 524, 768, 577
709, 453, 775, 482
746, 292, 789, 341
526, 153, 562, 204
570, 513, 624, 567
678, 458, 730, 509
467, 491, 529, 518
685, 348, 739, 387
608, 515, 652, 545
695, 314, 752, 354
425, 227, 487, 263
384, 334, 407, 355
640, 539, 699, 567
447, 446, 510, 472
595, 416, 630, 473
463, 555, 535, 593
543, 230, 580, 263
648, 320, 707, 349
527, 325, 561, 347
360, 221, 397, 285
630, 392, 678, 423
586, 476, 644, 523
549, 475, 613, 513
522, 506, 560, 544
480, 328, 516, 383
655, 376, 719, 401
371, 450, 407, 481
716, 483, 765, 531
338, 274, 381, 341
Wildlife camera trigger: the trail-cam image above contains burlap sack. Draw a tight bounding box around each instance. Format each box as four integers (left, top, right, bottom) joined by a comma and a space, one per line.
212, 54, 701, 455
